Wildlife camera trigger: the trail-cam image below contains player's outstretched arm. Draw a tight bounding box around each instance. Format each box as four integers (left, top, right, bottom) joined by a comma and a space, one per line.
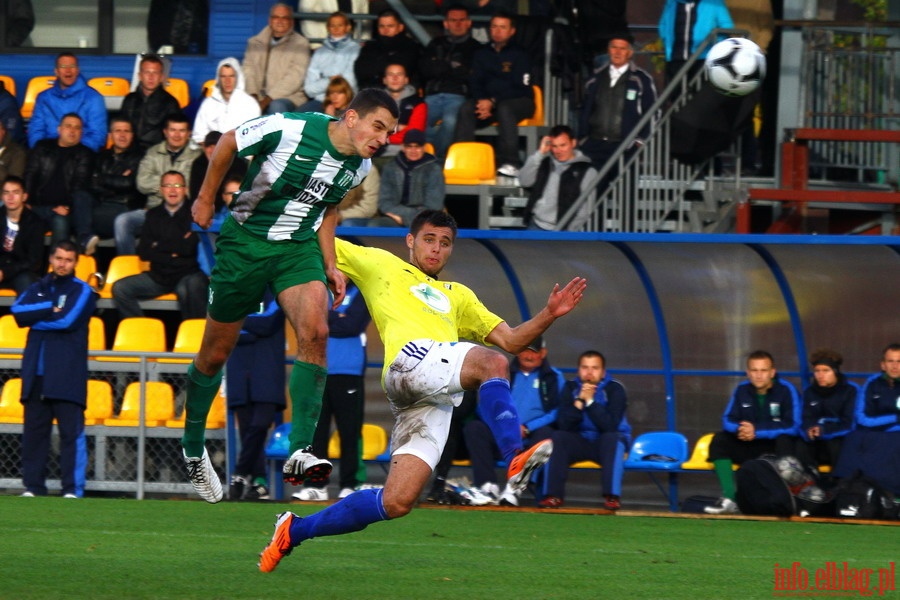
485, 277, 587, 354
318, 206, 345, 308
192, 130, 238, 229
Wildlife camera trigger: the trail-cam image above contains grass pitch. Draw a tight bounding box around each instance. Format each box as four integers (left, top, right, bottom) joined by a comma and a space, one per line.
5, 496, 897, 600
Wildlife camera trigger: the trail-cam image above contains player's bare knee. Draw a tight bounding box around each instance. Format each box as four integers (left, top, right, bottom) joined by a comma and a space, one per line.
382, 496, 415, 519
483, 351, 510, 379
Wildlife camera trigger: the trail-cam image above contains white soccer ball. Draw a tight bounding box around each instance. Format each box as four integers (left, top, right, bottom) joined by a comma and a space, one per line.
705, 37, 766, 97
774, 455, 807, 487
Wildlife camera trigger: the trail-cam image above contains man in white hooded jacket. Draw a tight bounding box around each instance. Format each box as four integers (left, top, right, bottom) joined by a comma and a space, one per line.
192, 58, 262, 146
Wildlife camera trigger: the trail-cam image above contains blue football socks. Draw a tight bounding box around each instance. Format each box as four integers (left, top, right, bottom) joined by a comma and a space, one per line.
478, 378, 523, 464
290, 488, 390, 543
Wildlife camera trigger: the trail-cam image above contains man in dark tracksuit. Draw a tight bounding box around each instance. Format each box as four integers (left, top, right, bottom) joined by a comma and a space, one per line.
12, 240, 96, 497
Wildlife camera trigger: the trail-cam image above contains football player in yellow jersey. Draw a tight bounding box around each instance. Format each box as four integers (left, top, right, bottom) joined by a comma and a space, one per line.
259, 209, 586, 572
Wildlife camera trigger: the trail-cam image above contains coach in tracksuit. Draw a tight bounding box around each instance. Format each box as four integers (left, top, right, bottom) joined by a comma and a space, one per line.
12, 240, 96, 497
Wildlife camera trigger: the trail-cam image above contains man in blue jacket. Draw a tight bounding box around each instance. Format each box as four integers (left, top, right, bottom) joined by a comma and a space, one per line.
28, 52, 108, 152
11, 240, 97, 497
705, 350, 800, 514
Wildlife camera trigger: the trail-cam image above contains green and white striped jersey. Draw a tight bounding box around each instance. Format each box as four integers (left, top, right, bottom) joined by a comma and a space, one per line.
230, 112, 370, 241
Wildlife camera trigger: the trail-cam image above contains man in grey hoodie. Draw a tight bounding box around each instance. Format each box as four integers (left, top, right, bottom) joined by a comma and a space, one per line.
519, 125, 596, 231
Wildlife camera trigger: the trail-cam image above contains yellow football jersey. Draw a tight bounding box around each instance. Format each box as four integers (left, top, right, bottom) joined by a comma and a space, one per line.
335, 238, 503, 380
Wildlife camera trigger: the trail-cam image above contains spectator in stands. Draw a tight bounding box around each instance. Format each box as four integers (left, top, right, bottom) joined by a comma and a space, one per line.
704, 350, 800, 515
378, 63, 427, 160
12, 240, 96, 498
0, 82, 25, 146
455, 12, 534, 178
322, 76, 354, 117
242, 2, 312, 115
0, 119, 27, 181
354, 9, 423, 90
227, 291, 286, 501
23, 112, 96, 249
112, 170, 207, 320
115, 113, 200, 255
192, 58, 261, 146
539, 350, 631, 510
28, 53, 107, 153
519, 126, 597, 231
419, 4, 483, 163
82, 116, 144, 246
295, 280, 371, 501
578, 35, 657, 174
120, 54, 182, 150
299, 0, 369, 46
794, 348, 858, 476
659, 0, 734, 85
302, 12, 361, 113
857, 343, 900, 433
337, 163, 380, 227
373, 129, 444, 227
0, 175, 44, 295
6, 0, 35, 47
463, 335, 563, 505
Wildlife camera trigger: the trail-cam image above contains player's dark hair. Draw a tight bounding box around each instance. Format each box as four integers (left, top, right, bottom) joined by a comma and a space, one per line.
748, 349, 775, 366
579, 350, 605, 369
410, 209, 457, 239
3, 175, 26, 191
164, 112, 191, 128
548, 125, 575, 139
347, 88, 400, 120
50, 239, 79, 259
883, 343, 900, 358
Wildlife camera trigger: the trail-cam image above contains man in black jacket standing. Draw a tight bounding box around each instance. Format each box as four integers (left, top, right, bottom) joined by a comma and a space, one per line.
418, 5, 483, 163
12, 240, 97, 497
111, 170, 207, 320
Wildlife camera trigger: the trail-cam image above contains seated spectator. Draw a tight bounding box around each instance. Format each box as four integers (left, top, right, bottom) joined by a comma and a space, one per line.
115, 113, 200, 255
419, 5, 483, 163
794, 348, 858, 476
337, 164, 380, 227
322, 76, 354, 117
540, 350, 631, 511
378, 63, 427, 159
23, 113, 96, 249
191, 58, 261, 146
372, 129, 444, 227
83, 116, 144, 245
111, 170, 208, 320
189, 131, 248, 210
0, 81, 25, 145
0, 118, 27, 181
120, 53, 182, 151
28, 52, 107, 152
463, 336, 563, 505
454, 12, 534, 178
227, 291, 286, 501
0, 175, 44, 295
301, 12, 361, 113
354, 9, 423, 90
299, 0, 369, 46
704, 350, 800, 515
857, 343, 900, 432
243, 2, 312, 115
519, 126, 596, 231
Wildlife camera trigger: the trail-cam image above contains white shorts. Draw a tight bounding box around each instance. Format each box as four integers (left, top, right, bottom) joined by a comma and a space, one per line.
383, 339, 476, 470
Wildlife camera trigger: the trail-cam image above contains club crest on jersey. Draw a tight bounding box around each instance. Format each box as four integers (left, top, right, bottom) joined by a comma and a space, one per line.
336, 170, 354, 188
410, 282, 450, 314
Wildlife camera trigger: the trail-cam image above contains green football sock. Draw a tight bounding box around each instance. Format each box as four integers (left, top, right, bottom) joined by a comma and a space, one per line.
181, 362, 223, 457
287, 361, 326, 454
713, 459, 737, 500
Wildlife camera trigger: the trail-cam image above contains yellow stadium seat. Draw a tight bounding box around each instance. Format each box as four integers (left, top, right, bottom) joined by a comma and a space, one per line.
443, 142, 496, 185
84, 379, 114, 425
95, 317, 166, 363
0, 378, 24, 424
0, 74, 16, 98
165, 386, 225, 428
681, 433, 718, 470
21, 75, 56, 119
158, 318, 205, 364
104, 381, 175, 426
88, 76, 132, 111
0, 314, 28, 360
99, 255, 145, 299
326, 423, 389, 460
88, 316, 106, 358
201, 78, 216, 97
165, 77, 190, 108
518, 85, 544, 127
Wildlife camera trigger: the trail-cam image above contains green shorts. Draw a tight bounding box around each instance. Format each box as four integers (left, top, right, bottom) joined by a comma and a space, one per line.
207, 217, 326, 323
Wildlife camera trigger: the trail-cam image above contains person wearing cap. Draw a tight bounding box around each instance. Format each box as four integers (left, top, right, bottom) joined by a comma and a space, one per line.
372, 129, 444, 227
794, 349, 858, 476
540, 349, 632, 511
577, 34, 657, 174
462, 334, 564, 505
